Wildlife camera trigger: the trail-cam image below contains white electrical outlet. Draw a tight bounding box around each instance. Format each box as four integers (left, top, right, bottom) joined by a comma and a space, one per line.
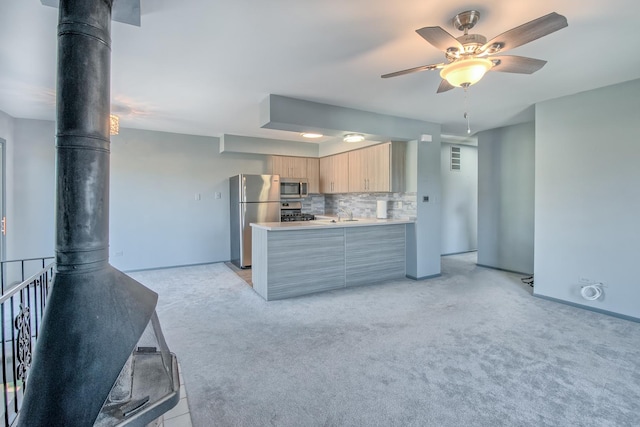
195, 193, 201, 201
215, 192, 222, 199
397, 201, 403, 209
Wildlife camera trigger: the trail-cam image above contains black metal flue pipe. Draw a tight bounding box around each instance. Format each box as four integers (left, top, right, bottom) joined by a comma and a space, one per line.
18, 0, 158, 425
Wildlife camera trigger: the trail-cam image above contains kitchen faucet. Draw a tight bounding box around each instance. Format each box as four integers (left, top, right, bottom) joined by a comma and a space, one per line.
337, 207, 353, 221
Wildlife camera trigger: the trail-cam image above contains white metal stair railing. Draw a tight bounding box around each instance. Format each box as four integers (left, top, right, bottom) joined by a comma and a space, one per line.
0, 258, 55, 427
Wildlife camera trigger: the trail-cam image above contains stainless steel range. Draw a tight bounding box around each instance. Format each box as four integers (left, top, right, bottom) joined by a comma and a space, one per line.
280, 201, 315, 222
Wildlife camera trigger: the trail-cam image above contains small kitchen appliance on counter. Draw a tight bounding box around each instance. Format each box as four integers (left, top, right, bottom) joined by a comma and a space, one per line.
280, 201, 315, 222
377, 200, 388, 219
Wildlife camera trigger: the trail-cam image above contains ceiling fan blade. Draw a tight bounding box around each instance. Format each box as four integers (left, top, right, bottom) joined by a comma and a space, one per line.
436, 79, 455, 93
481, 12, 568, 54
490, 56, 547, 74
416, 26, 464, 53
381, 63, 444, 79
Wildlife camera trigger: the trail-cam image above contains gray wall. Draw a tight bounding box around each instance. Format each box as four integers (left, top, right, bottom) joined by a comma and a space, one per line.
12, 119, 56, 259
109, 128, 269, 271
477, 122, 535, 274
440, 142, 477, 255
407, 136, 442, 279
534, 79, 640, 318
4, 116, 272, 270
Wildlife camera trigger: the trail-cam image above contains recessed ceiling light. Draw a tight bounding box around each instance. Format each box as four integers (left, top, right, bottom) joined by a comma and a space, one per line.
343, 133, 365, 143
301, 132, 323, 139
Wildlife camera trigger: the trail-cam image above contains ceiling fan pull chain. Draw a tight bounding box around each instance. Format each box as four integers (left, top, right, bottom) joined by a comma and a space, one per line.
463, 86, 471, 134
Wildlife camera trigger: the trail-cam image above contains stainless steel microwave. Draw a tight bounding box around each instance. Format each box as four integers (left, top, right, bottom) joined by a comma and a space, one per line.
280, 178, 308, 199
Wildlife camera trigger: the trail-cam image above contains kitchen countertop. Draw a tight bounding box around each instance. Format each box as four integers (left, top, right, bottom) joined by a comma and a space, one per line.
250, 217, 414, 231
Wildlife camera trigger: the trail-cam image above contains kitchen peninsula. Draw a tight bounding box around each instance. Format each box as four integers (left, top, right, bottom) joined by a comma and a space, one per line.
251, 219, 414, 300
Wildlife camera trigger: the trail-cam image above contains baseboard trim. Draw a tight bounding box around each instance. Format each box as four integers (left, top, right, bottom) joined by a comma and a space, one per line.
441, 250, 477, 257
533, 293, 640, 324
123, 261, 217, 274
406, 273, 441, 281
476, 263, 532, 276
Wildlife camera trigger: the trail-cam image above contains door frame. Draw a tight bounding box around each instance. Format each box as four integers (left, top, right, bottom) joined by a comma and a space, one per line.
0, 138, 5, 261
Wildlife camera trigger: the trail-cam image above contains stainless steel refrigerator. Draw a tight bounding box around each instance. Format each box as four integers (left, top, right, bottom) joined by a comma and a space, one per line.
229, 174, 280, 268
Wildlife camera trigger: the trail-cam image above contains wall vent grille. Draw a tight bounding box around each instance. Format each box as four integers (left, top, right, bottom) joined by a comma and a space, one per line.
451, 146, 461, 171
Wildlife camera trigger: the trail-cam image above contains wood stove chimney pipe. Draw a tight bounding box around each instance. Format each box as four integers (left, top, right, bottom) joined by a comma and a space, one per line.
18, 1, 158, 425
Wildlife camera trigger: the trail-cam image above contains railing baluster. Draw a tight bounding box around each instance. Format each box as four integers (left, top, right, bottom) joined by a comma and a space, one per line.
2, 303, 10, 427
0, 257, 54, 426
9, 295, 16, 416
27, 284, 35, 345
34, 280, 40, 342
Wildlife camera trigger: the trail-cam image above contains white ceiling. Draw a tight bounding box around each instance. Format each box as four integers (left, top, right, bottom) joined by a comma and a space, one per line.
1, 0, 639, 143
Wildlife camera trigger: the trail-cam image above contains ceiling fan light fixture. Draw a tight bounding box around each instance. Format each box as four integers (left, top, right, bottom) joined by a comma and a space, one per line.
440, 58, 493, 87
343, 133, 365, 143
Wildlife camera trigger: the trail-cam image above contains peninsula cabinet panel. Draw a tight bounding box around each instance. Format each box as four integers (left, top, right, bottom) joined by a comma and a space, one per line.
320, 152, 349, 194
265, 229, 345, 300
345, 225, 406, 287
252, 221, 412, 300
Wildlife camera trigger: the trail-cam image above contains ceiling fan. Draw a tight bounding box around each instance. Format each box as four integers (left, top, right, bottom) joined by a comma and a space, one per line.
382, 10, 568, 93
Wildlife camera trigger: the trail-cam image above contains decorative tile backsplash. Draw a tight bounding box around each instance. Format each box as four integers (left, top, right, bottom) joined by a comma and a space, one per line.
302, 193, 417, 220
301, 195, 326, 215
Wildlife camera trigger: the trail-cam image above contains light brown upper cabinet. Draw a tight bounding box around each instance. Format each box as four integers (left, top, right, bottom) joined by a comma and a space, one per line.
271, 156, 307, 179
320, 152, 349, 194
270, 156, 321, 194
348, 142, 405, 193
306, 158, 320, 194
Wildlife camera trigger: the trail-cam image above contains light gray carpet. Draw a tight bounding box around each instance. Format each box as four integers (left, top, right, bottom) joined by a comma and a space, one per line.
129, 253, 640, 427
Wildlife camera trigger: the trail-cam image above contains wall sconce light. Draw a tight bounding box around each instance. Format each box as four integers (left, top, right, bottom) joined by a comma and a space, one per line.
109, 114, 119, 135
343, 133, 365, 143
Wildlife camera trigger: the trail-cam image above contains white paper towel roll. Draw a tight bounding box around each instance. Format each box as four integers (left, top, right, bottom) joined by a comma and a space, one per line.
377, 200, 387, 219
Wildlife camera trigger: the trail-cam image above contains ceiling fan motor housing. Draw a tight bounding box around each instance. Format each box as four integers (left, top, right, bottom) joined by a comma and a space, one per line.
445, 33, 487, 61
457, 34, 487, 53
